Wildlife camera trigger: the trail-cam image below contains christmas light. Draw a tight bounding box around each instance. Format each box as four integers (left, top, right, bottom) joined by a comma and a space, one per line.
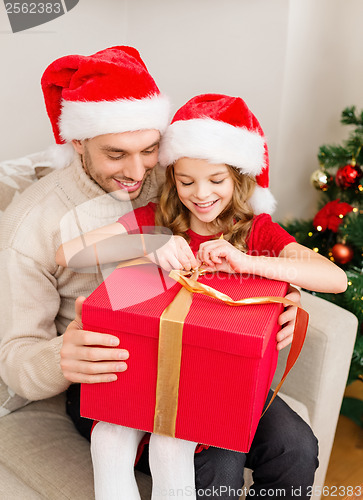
308, 232, 313, 237
313, 247, 319, 253
352, 207, 358, 212
338, 214, 344, 219
317, 225, 323, 231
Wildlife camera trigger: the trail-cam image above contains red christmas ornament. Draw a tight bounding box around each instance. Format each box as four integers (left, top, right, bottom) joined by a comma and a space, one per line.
331, 243, 354, 265
335, 164, 362, 189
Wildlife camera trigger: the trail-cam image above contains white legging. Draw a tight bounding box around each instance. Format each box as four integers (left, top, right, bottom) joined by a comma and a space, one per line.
91, 421, 197, 500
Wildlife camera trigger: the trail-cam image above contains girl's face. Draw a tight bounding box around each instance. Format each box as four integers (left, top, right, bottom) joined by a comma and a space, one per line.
174, 158, 234, 235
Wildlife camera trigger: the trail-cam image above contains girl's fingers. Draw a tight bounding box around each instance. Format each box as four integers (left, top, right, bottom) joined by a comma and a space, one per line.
152, 236, 199, 271
161, 254, 183, 271
177, 240, 198, 269
199, 247, 228, 266
210, 253, 222, 264
155, 256, 172, 271
177, 249, 196, 270
201, 254, 214, 267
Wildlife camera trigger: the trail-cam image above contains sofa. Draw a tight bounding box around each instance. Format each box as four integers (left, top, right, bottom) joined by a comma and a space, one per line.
0, 153, 358, 500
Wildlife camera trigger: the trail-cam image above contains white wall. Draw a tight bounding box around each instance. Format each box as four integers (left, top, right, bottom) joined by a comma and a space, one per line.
275, 0, 363, 220
1, 0, 362, 220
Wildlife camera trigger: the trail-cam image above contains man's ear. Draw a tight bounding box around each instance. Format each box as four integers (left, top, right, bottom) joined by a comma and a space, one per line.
72, 139, 84, 154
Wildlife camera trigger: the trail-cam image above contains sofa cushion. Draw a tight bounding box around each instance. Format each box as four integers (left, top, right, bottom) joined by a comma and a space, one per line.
0, 379, 29, 418
0, 394, 152, 499
0, 156, 37, 214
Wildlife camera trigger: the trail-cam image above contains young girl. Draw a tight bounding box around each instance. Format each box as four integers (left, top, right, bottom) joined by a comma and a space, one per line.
56, 94, 347, 500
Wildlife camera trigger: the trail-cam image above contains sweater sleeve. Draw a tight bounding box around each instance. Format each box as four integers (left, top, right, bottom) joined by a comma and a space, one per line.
0, 247, 70, 400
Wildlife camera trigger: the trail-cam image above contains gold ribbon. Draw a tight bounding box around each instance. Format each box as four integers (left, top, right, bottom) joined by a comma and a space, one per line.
153, 270, 200, 435
116, 257, 150, 269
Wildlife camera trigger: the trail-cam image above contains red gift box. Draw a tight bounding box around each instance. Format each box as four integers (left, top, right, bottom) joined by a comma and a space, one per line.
80, 263, 290, 452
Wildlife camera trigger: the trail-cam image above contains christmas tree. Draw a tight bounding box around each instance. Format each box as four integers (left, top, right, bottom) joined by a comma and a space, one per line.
281, 106, 363, 425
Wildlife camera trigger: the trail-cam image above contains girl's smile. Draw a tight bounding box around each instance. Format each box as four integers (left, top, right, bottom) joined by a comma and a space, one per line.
174, 158, 234, 235
193, 199, 219, 212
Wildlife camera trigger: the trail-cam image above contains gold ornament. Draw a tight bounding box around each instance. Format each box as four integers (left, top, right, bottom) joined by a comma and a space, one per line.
310, 169, 331, 191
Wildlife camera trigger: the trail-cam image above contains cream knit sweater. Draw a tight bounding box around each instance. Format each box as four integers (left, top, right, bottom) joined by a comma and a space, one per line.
0, 157, 165, 400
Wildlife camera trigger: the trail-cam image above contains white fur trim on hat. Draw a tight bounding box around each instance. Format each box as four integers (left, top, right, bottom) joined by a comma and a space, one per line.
59, 94, 170, 142
46, 143, 76, 169
159, 118, 266, 176
249, 185, 276, 215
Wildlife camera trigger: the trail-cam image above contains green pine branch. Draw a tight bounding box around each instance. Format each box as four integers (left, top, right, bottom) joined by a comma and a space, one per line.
318, 145, 351, 168
339, 212, 363, 248
318, 106, 363, 169
341, 106, 363, 127
348, 334, 363, 385
344, 268, 363, 320
280, 219, 314, 245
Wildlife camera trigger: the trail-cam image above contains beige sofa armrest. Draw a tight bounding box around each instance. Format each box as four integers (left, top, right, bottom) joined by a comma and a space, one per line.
272, 291, 358, 493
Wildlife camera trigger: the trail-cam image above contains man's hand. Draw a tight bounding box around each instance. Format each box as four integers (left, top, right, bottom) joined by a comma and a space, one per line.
60, 296, 129, 383
276, 285, 301, 351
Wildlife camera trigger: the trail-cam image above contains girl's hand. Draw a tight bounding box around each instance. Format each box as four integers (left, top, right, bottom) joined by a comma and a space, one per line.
147, 235, 198, 271
197, 239, 250, 274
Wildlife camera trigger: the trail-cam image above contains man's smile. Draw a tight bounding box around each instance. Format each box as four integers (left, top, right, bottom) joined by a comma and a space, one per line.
113, 178, 143, 192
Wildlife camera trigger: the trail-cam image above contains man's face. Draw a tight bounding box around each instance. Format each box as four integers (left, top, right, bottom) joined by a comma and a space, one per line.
72, 129, 160, 201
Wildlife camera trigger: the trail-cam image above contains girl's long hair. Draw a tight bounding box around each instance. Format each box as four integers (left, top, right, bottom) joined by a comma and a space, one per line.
155, 164, 256, 252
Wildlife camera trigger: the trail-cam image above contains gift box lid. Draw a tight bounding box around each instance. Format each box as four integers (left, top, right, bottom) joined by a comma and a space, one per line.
83, 264, 288, 359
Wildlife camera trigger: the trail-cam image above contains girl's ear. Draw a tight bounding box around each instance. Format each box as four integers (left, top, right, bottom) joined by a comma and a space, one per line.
72, 139, 84, 155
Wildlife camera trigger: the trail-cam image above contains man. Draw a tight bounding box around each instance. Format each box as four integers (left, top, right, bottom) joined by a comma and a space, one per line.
0, 46, 317, 498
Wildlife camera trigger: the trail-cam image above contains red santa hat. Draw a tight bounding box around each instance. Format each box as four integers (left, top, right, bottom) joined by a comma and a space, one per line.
159, 94, 276, 214
41, 46, 170, 168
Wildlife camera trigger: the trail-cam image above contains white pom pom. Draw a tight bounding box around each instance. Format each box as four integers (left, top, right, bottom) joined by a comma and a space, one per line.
46, 143, 76, 169
249, 186, 276, 215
